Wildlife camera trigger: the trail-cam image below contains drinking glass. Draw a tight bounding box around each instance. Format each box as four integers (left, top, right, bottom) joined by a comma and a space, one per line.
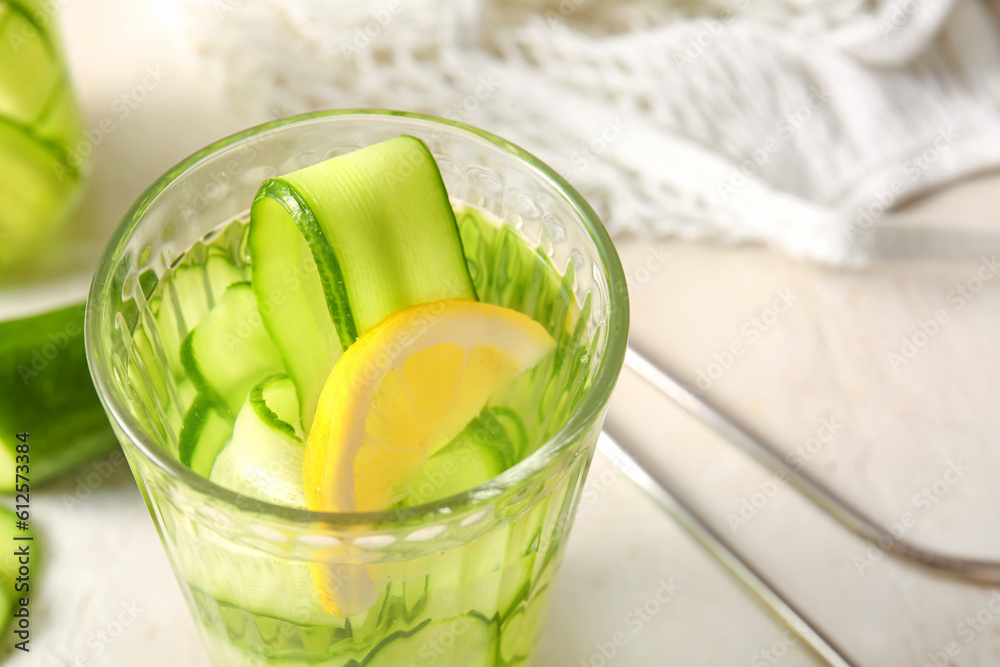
0, 0, 86, 271
86, 110, 629, 666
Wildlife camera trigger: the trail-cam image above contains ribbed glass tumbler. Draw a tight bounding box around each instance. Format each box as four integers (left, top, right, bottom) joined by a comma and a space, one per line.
86, 110, 629, 666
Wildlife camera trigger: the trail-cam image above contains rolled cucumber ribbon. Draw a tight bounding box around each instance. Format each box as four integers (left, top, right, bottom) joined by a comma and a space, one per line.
0, 0, 85, 272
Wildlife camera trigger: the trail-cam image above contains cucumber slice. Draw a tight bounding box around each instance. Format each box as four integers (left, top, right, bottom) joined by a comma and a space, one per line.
248, 196, 340, 432
250, 136, 477, 427
0, 504, 37, 637
153, 254, 247, 379
181, 282, 284, 418
33, 80, 80, 146
0, 8, 58, 126
209, 375, 306, 508
0, 118, 77, 264
363, 614, 497, 667
255, 373, 303, 436
178, 397, 232, 478
182, 542, 331, 628
399, 409, 514, 508
0, 1, 82, 267
0, 303, 117, 491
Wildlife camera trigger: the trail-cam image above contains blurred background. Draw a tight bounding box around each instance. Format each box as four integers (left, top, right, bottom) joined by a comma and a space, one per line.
3, 0, 1000, 664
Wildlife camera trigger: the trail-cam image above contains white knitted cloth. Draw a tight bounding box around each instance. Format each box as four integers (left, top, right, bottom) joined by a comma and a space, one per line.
180, 0, 1000, 264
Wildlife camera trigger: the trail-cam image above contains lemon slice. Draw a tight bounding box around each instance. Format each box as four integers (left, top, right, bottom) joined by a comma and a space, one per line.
302, 297, 553, 616
303, 297, 555, 514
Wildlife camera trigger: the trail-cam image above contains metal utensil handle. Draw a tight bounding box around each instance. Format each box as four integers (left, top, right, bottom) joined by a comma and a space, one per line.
623, 344, 1000, 583
599, 431, 856, 667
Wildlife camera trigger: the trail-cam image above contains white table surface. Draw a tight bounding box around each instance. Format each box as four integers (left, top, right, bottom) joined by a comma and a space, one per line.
4, 1, 1000, 665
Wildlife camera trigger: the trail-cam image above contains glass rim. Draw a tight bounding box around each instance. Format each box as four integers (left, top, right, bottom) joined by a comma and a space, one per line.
85, 108, 629, 528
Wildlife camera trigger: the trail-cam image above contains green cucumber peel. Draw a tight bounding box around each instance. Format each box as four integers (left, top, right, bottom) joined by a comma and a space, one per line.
397, 407, 519, 508
248, 375, 300, 443
2, 1, 56, 53
178, 396, 232, 477
248, 135, 478, 430
253, 180, 357, 349
0, 114, 78, 181
179, 332, 232, 419
208, 375, 306, 507
0, 303, 117, 491
179, 281, 284, 419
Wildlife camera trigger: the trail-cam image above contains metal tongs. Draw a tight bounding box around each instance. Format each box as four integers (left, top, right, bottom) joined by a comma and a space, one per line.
601, 217, 1000, 666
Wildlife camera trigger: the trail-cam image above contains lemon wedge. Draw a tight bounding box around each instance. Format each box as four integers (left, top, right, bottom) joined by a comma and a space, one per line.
303, 297, 555, 514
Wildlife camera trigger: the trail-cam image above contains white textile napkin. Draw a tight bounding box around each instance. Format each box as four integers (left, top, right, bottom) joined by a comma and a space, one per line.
180, 0, 1000, 264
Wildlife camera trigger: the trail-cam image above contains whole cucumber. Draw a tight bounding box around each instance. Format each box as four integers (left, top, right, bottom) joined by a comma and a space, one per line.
0, 302, 118, 492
